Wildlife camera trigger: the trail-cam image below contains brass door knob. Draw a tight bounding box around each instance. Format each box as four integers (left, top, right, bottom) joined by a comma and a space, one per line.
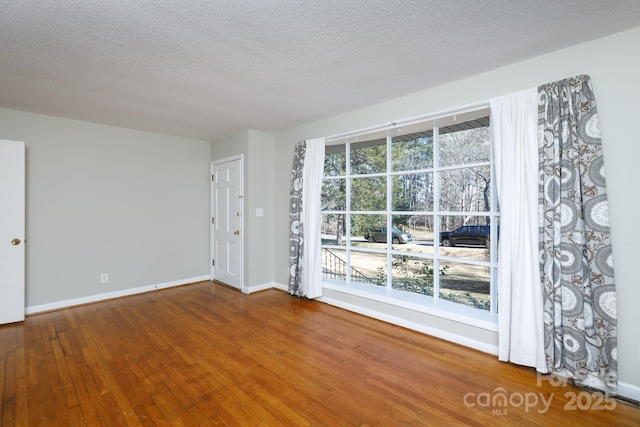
233, 230, 240, 235
11, 238, 21, 245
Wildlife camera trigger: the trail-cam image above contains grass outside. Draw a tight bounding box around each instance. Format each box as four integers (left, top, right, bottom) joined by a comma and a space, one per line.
322, 240, 491, 310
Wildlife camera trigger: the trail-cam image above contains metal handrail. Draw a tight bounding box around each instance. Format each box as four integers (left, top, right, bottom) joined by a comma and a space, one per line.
321, 248, 377, 285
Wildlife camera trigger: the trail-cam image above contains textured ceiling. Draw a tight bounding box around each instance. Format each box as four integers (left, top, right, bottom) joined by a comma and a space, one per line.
1, 1, 640, 141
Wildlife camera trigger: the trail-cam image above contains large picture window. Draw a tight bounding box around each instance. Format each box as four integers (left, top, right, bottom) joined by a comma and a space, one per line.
321, 108, 498, 322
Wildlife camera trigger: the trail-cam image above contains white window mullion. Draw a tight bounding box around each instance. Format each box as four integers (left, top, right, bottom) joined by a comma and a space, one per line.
386, 132, 393, 289
489, 127, 498, 316
345, 140, 352, 285
433, 124, 441, 302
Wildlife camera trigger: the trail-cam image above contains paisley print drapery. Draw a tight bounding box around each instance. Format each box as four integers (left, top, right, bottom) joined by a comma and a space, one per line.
289, 141, 306, 297
288, 138, 324, 298
538, 75, 617, 387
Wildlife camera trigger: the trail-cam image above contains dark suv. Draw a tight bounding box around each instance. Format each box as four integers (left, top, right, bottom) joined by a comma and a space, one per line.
439, 225, 491, 248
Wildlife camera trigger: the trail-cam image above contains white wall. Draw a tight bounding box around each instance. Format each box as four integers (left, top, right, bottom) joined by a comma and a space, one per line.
272, 27, 640, 394
246, 130, 275, 289
0, 107, 211, 309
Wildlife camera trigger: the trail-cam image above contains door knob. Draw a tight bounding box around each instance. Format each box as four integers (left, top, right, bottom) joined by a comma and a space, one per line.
234, 230, 240, 235
11, 238, 21, 245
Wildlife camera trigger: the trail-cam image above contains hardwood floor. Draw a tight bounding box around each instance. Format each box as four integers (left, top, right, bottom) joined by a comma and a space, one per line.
1, 281, 638, 426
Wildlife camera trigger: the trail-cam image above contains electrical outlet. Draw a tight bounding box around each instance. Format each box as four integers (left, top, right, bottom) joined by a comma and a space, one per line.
100, 273, 109, 283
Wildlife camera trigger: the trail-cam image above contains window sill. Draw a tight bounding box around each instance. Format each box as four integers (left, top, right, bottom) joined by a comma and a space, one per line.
323, 280, 498, 332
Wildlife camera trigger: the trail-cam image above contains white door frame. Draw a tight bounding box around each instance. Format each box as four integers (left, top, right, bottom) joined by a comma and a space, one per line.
210, 155, 244, 290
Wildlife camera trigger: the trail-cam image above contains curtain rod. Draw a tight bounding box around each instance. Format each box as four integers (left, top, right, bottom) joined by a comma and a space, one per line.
325, 99, 490, 143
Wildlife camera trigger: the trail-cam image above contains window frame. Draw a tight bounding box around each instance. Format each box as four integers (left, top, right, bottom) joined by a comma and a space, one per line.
320, 106, 499, 330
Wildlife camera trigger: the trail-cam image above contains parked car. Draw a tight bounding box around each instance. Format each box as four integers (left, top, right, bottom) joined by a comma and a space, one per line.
364, 227, 412, 244
439, 225, 493, 248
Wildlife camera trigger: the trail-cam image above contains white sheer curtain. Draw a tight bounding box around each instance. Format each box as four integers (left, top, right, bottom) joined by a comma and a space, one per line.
301, 138, 325, 298
490, 89, 547, 372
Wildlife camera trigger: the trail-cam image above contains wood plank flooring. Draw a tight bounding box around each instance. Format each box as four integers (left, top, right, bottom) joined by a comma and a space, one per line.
1, 281, 638, 426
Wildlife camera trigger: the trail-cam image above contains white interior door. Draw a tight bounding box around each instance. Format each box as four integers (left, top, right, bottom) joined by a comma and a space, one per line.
0, 140, 25, 324
211, 157, 243, 289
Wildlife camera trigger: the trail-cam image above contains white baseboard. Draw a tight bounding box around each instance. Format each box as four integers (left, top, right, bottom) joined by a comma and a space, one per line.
615, 381, 640, 404
318, 295, 499, 355
574, 377, 640, 405
243, 282, 288, 294
242, 282, 277, 294
272, 282, 288, 292
25, 275, 210, 315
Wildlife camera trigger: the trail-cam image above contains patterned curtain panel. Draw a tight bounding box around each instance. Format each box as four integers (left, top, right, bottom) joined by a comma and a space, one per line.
289, 141, 306, 297
538, 75, 617, 387
288, 139, 325, 298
